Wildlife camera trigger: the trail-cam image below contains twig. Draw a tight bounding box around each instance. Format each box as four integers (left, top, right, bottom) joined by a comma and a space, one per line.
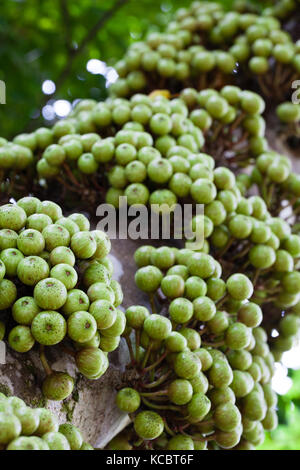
39, 345, 52, 376
28, 0, 129, 130
59, 0, 72, 53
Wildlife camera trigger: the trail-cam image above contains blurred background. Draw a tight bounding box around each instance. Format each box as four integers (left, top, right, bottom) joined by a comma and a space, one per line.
0, 0, 300, 449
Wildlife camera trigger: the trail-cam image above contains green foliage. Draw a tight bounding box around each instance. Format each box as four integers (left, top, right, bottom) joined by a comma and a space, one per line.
0, 0, 189, 138
259, 369, 300, 450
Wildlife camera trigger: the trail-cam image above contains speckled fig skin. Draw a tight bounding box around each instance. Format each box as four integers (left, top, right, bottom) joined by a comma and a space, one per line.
13, 407, 40, 435
80, 442, 94, 450
167, 435, 194, 450
0, 248, 24, 277
83, 262, 110, 288
0, 197, 127, 443
58, 423, 83, 450
50, 263, 78, 290
99, 335, 120, 352
0, 412, 22, 445
8, 325, 35, 353
89, 300, 116, 330
0, 204, 27, 231
38, 201, 62, 222
17, 196, 41, 217
61, 289, 90, 316
12, 296, 40, 325
31, 311, 67, 346
167, 379, 193, 406
35, 408, 59, 436
42, 224, 70, 251
17, 229, 45, 256
215, 428, 243, 449
91, 230, 111, 259
55, 218, 80, 237
50, 246, 76, 266
214, 402, 242, 432
42, 372, 74, 401
42, 431, 71, 450
116, 388, 141, 413
69, 213, 90, 231
143, 314, 172, 340
230, 370, 254, 398
134, 411, 164, 440
0, 392, 94, 449
26, 213, 52, 232
0, 279, 17, 310
208, 359, 234, 389
30, 436, 50, 450
107, 435, 133, 451
75, 347, 108, 379
87, 282, 115, 303
6, 436, 40, 450
0, 229, 18, 250
187, 391, 211, 417
110, 279, 123, 307
71, 232, 97, 259
135, 266, 163, 293
33, 278, 67, 310
174, 351, 201, 380
100, 309, 126, 337
0, 260, 5, 281
17, 256, 50, 286
67, 311, 97, 343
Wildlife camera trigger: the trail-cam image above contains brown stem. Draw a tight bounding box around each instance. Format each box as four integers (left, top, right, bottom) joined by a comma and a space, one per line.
125, 335, 135, 365
141, 341, 153, 369
63, 163, 83, 188
61, 345, 76, 358
142, 370, 173, 389
149, 294, 157, 314
141, 397, 180, 413
140, 390, 168, 397
39, 345, 52, 376
59, 0, 72, 53
252, 268, 261, 287
218, 237, 234, 258
231, 243, 251, 261
143, 351, 167, 373
230, 112, 246, 134
135, 330, 141, 362
164, 419, 176, 437
216, 294, 229, 309
202, 340, 225, 348
257, 75, 272, 98
56, 175, 78, 193
26, 0, 129, 131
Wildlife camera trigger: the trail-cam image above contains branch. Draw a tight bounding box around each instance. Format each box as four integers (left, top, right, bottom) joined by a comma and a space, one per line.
75, 0, 129, 58
59, 0, 72, 53
54, 0, 129, 92
28, 0, 129, 131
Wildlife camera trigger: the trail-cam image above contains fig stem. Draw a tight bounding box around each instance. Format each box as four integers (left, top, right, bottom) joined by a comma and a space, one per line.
125, 335, 135, 365
135, 330, 140, 362
39, 345, 52, 376
141, 341, 153, 369
149, 294, 157, 314
142, 369, 173, 389
140, 390, 168, 397
141, 397, 180, 413
143, 351, 168, 373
